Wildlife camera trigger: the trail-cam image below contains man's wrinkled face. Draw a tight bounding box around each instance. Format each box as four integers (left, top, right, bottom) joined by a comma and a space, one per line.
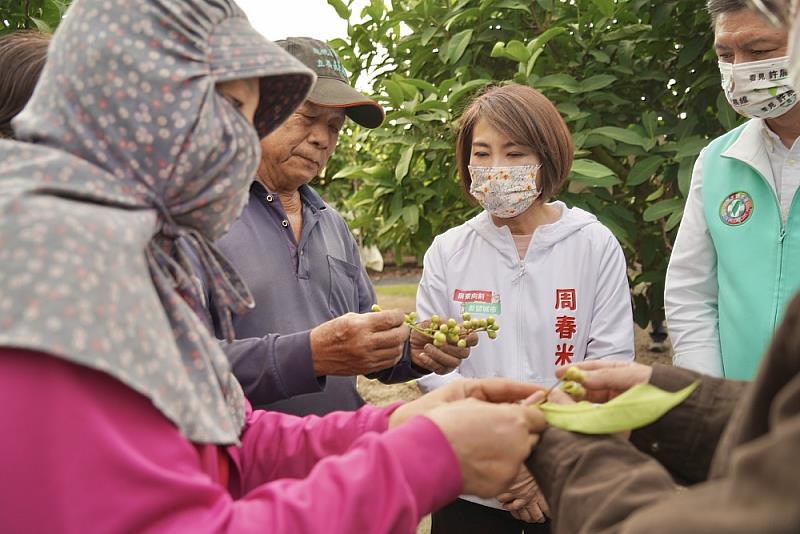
714, 8, 789, 64
257, 101, 346, 190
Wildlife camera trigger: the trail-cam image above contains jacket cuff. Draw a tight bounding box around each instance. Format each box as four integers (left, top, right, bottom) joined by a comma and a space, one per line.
273, 331, 325, 397
526, 426, 586, 497
629, 364, 720, 483
381, 415, 463, 516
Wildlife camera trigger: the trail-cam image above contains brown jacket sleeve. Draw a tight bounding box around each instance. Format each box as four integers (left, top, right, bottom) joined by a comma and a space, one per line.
628, 364, 743, 484
526, 365, 800, 533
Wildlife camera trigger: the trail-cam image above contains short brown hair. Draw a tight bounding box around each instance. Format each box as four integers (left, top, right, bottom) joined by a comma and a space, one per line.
456, 84, 573, 201
0, 31, 50, 139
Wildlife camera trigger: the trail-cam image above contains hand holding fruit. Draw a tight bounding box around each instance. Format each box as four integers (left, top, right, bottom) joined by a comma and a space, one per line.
392, 309, 499, 375
309, 309, 409, 376
554, 360, 653, 403
409, 319, 478, 375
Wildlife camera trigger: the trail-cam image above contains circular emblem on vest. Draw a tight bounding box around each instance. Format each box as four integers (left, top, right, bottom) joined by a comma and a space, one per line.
719, 191, 753, 226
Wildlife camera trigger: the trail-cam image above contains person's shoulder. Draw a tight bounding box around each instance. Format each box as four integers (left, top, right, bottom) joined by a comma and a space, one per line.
705, 119, 755, 154
564, 206, 622, 251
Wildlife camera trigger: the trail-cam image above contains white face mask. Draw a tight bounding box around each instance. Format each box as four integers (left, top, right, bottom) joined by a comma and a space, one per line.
468, 164, 542, 219
789, 15, 800, 91
719, 56, 798, 119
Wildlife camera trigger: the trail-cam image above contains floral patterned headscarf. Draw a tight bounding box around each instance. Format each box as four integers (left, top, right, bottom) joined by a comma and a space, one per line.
0, 0, 314, 444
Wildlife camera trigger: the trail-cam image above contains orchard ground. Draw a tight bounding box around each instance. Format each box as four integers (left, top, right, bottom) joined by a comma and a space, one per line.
357, 267, 673, 534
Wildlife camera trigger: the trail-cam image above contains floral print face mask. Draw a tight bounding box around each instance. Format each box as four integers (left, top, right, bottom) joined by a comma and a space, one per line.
468, 164, 543, 218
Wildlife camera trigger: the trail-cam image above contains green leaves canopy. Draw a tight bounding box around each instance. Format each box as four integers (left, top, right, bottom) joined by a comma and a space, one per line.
1, 0, 70, 33
321, 0, 741, 328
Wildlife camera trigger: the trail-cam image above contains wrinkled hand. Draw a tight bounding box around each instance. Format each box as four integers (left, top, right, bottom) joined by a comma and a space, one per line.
389, 378, 546, 428
410, 320, 479, 374
309, 310, 409, 376
497, 466, 550, 523
424, 398, 546, 497
554, 360, 653, 403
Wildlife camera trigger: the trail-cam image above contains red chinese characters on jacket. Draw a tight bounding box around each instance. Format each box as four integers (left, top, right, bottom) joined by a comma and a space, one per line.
554, 289, 577, 366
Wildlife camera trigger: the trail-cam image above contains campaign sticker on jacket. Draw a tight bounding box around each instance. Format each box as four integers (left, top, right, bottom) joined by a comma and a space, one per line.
453, 288, 501, 315
719, 191, 754, 226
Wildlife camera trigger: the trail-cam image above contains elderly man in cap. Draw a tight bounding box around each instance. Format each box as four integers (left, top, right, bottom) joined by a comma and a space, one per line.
209, 37, 471, 416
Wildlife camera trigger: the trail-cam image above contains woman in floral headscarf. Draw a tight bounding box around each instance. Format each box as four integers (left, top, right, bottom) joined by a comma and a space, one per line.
0, 1, 546, 531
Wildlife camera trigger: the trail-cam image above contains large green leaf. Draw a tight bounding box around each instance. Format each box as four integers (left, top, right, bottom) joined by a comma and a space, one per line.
627, 155, 665, 186
447, 29, 473, 64
449, 78, 491, 104
592, 126, 654, 150
589, 0, 615, 17
395, 144, 416, 182
569, 174, 622, 187
571, 159, 616, 179
491, 40, 530, 63
382, 80, 405, 107
327, 0, 351, 19
578, 74, 617, 93
643, 198, 686, 222
716, 91, 740, 131
535, 73, 580, 93
540, 381, 699, 434
674, 136, 710, 160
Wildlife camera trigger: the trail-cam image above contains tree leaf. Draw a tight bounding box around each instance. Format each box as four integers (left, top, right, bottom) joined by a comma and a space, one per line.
535, 73, 580, 93
571, 159, 615, 178
665, 209, 683, 232
29, 17, 51, 32
578, 74, 616, 93
627, 155, 665, 186
447, 29, 473, 64
540, 381, 699, 434
448, 78, 491, 105
674, 135, 709, 160
327, 0, 351, 19
395, 144, 415, 182
591, 126, 653, 149
716, 91, 740, 131
589, 0, 615, 17
402, 204, 420, 230
643, 198, 685, 221
382, 80, 405, 107
569, 174, 622, 187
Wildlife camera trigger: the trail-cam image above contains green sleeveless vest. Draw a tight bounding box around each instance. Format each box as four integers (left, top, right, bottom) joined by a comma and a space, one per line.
702, 123, 800, 379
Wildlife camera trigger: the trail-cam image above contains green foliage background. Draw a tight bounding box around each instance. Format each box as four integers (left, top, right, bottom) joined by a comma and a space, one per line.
1, 0, 742, 329
320, 0, 743, 328
0, 0, 69, 33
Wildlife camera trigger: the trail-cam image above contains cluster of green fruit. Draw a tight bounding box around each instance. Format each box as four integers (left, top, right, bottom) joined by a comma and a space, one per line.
560, 366, 587, 399
370, 305, 499, 348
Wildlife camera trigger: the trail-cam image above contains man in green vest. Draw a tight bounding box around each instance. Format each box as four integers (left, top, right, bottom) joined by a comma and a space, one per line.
666, 0, 800, 380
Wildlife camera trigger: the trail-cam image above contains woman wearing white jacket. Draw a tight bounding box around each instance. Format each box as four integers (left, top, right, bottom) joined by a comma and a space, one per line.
416, 84, 635, 534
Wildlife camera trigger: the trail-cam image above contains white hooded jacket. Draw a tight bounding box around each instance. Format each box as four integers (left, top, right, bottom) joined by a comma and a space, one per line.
416, 202, 635, 510
417, 202, 634, 391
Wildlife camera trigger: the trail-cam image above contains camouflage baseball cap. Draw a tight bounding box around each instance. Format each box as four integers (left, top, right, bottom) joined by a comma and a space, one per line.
277, 36, 384, 129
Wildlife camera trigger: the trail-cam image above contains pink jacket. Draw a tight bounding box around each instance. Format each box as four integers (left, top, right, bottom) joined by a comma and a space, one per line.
0, 348, 462, 533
